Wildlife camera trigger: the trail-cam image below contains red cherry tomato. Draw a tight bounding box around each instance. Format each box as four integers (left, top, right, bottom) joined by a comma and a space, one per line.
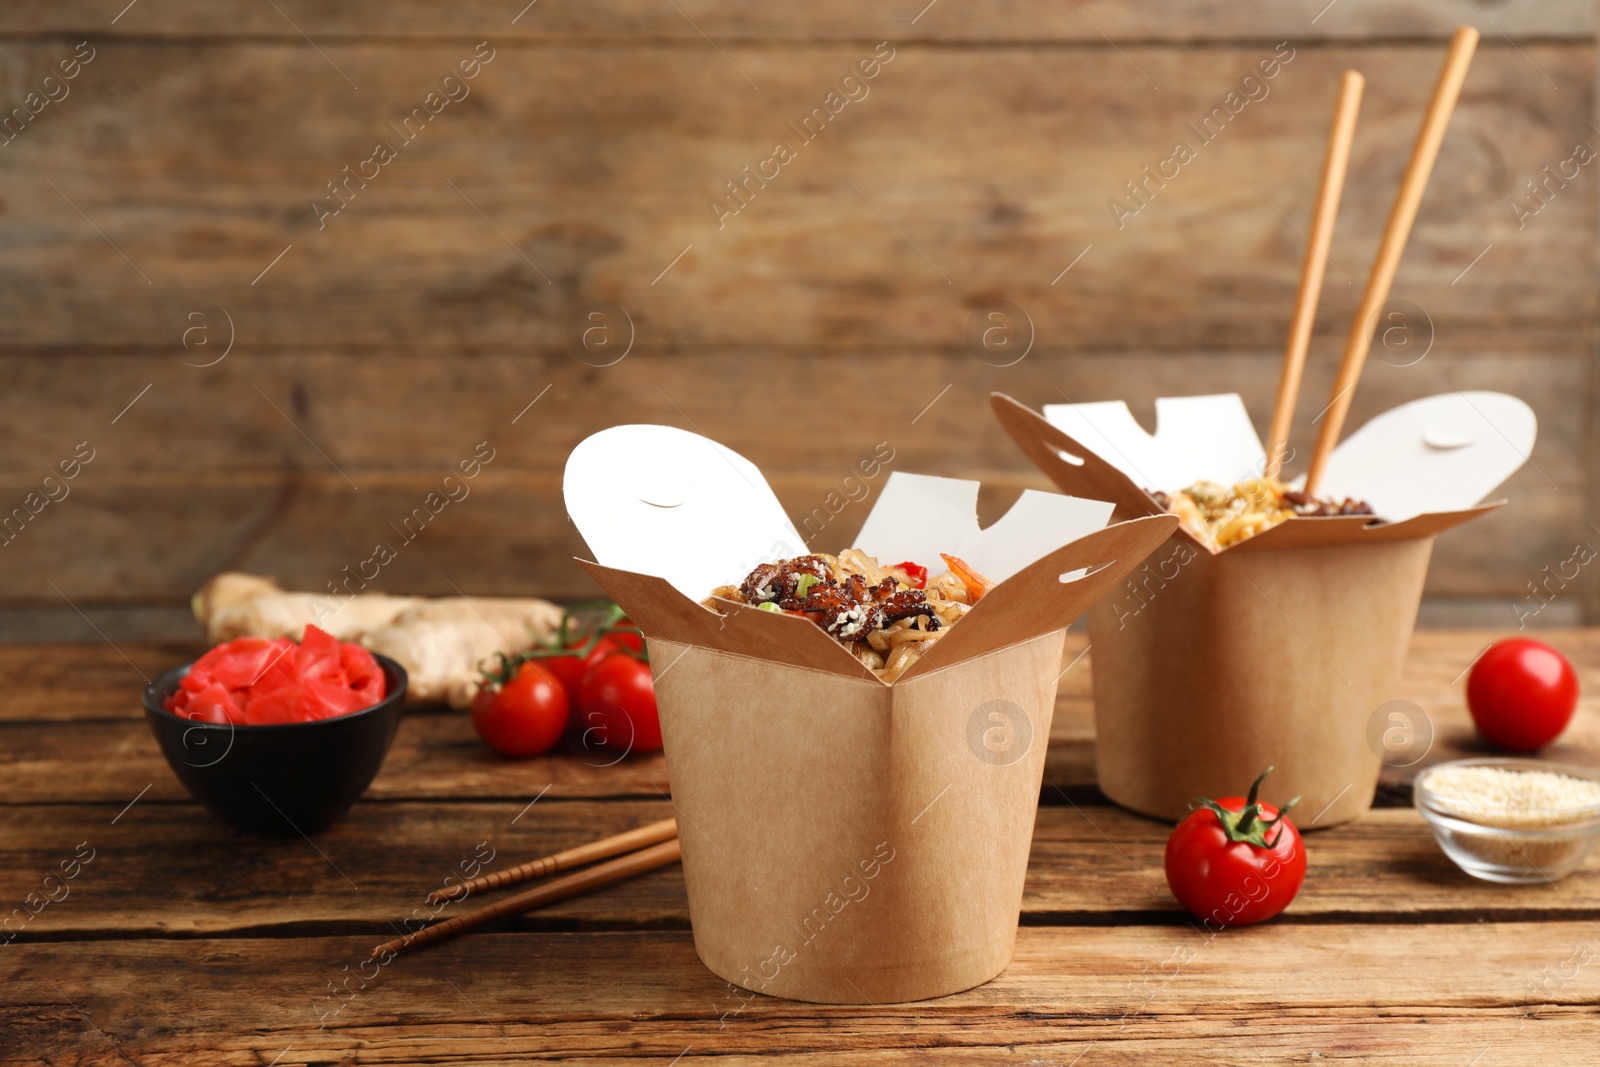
1467, 638, 1580, 752
575, 654, 662, 757
608, 621, 645, 656
471, 661, 569, 758
1164, 770, 1305, 928
543, 635, 622, 698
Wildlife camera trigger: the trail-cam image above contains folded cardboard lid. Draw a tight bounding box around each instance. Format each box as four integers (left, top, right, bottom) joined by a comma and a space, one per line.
993, 391, 1530, 552
565, 423, 1178, 683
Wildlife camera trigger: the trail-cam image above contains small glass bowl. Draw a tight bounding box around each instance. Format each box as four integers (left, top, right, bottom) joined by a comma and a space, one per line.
1415, 758, 1600, 885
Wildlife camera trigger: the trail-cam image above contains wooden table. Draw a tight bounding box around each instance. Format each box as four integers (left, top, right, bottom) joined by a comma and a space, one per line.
5, 629, 1599, 1064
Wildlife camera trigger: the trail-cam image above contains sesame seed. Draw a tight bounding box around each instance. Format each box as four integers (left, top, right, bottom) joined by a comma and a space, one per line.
1422, 765, 1600, 829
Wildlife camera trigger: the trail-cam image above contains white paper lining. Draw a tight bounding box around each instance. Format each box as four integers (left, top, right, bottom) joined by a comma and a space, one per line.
565, 426, 1114, 598
1042, 391, 1535, 522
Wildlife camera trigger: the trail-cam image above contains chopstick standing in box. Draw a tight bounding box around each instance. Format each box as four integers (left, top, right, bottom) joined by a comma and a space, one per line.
374, 820, 682, 959
1263, 69, 1364, 480
1304, 26, 1480, 493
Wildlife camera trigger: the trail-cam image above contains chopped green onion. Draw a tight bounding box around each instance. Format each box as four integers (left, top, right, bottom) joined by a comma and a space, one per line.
757, 602, 782, 613
794, 574, 820, 599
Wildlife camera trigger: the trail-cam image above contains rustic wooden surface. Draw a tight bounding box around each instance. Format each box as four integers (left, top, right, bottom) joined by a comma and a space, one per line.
5, 629, 1600, 1064
0, 2, 1594, 625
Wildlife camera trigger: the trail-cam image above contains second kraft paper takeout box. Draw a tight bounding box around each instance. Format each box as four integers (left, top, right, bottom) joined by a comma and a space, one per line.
993, 389, 1535, 828
563, 424, 1176, 1003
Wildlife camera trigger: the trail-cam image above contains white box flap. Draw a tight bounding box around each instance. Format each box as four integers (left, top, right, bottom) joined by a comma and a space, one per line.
1043, 391, 1534, 522
564, 425, 806, 600
855, 472, 1113, 583
1042, 394, 1266, 491
1300, 392, 1536, 520
566, 427, 1118, 600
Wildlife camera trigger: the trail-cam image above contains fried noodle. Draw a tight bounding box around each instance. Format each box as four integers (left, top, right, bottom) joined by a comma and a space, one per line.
705, 551, 984, 682
1152, 478, 1373, 550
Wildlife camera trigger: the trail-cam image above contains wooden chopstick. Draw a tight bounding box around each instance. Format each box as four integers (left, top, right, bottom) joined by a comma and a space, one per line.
372, 837, 682, 960
1304, 25, 1479, 494
429, 817, 679, 904
1263, 70, 1365, 481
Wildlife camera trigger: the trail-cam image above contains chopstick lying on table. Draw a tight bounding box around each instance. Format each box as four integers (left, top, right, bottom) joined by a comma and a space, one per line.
372, 837, 682, 960
428, 816, 678, 903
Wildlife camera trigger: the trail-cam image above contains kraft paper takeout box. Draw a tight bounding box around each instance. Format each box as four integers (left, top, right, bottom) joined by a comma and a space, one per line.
994, 390, 1535, 827
564, 424, 1177, 1003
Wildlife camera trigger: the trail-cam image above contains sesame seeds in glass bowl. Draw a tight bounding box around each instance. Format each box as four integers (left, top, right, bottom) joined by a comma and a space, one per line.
1415, 758, 1600, 884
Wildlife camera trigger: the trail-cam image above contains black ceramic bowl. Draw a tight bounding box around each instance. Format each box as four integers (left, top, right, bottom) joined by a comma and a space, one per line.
142, 653, 407, 836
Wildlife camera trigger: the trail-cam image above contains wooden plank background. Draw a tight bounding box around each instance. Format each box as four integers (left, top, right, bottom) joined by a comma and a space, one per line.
0, 0, 1595, 635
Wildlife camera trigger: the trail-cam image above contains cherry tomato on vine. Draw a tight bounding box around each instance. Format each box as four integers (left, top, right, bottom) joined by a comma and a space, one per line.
543, 635, 623, 698
1164, 768, 1305, 928
608, 620, 645, 656
1467, 638, 1580, 752
471, 661, 569, 758
576, 654, 662, 756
